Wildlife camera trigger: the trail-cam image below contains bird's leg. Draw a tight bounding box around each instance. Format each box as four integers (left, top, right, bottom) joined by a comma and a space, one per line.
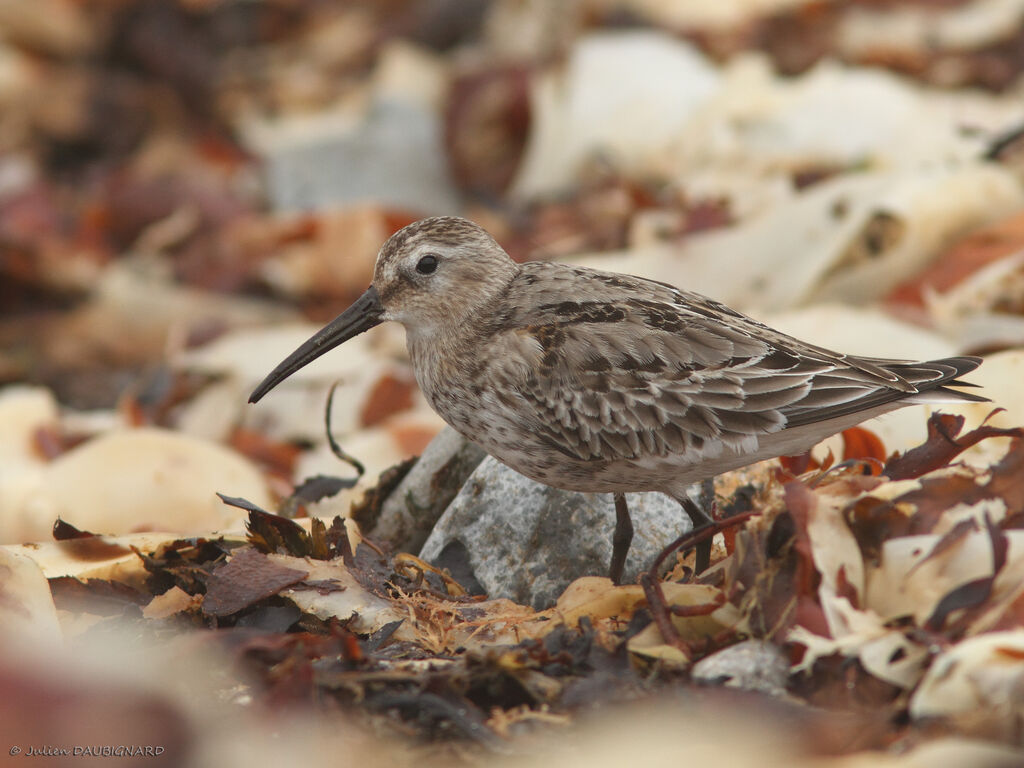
679, 478, 716, 574
681, 498, 712, 574
609, 492, 633, 585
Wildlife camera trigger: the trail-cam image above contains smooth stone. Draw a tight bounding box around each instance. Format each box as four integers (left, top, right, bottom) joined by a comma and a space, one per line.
419, 456, 698, 609
371, 427, 487, 553
691, 640, 790, 697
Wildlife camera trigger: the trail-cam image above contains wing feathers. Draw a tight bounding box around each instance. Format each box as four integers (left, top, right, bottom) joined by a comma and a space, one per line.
492, 263, 986, 464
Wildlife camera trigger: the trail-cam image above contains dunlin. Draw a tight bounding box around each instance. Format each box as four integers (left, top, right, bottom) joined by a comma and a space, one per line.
250, 216, 986, 582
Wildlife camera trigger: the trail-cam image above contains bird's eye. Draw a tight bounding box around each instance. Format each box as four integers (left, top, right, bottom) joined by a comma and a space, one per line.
416, 254, 439, 275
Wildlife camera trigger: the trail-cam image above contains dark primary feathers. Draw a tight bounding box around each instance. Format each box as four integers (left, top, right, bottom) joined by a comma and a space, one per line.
484, 262, 986, 464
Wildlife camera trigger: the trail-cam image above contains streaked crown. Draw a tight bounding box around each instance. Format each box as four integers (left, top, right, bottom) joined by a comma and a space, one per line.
373, 217, 520, 328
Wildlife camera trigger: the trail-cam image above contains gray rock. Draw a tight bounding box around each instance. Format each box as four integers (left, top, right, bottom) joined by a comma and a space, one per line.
371, 427, 487, 553
419, 456, 699, 609
261, 99, 462, 214
691, 640, 790, 697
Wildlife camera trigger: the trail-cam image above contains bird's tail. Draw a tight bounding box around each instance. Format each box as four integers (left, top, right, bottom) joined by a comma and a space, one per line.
882, 356, 989, 405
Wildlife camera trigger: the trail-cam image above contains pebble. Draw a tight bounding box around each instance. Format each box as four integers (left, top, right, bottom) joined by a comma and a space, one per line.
419, 456, 697, 609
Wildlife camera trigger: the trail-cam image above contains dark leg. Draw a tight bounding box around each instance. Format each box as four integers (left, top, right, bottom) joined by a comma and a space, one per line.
681, 497, 712, 574
675, 478, 715, 574
609, 492, 633, 585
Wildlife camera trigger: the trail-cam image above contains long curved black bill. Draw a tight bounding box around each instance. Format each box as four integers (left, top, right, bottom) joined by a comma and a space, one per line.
249, 286, 384, 403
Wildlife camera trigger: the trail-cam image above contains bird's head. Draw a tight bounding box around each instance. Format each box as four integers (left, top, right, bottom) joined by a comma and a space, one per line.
373, 216, 519, 329
249, 216, 518, 403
